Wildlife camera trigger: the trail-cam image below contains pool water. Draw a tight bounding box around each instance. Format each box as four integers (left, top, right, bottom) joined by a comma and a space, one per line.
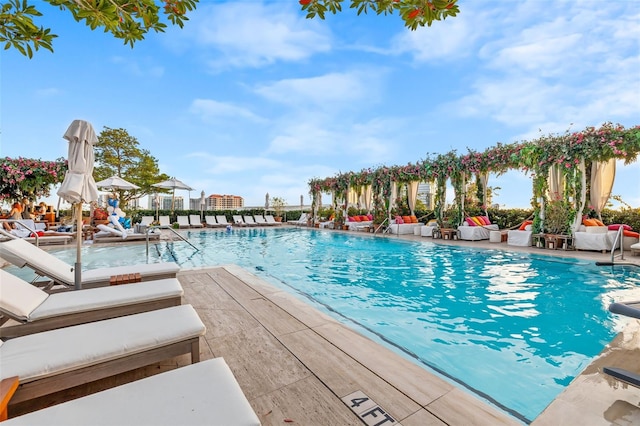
14, 228, 640, 422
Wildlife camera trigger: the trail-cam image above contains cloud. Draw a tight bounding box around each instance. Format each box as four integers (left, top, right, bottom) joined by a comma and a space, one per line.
189, 99, 267, 123
175, 1, 331, 71
254, 70, 378, 107
188, 152, 282, 174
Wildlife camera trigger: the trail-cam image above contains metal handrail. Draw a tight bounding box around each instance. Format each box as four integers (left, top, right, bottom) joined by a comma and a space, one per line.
145, 225, 199, 258
373, 217, 389, 234
610, 226, 625, 262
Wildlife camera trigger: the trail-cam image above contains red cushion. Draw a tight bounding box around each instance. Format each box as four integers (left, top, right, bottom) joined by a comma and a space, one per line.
395, 216, 404, 224
366, 214, 373, 221
480, 216, 491, 225
465, 217, 477, 226
348, 216, 355, 222
519, 220, 533, 231
609, 224, 632, 231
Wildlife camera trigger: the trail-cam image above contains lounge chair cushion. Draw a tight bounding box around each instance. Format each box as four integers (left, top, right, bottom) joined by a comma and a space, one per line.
2, 358, 260, 426
0, 305, 205, 383
29, 278, 183, 320
0, 271, 48, 320
0, 239, 180, 286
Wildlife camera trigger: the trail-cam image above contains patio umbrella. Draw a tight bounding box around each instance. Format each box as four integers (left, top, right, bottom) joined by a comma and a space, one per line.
95, 175, 140, 191
57, 119, 99, 290
152, 177, 194, 214
265, 192, 270, 215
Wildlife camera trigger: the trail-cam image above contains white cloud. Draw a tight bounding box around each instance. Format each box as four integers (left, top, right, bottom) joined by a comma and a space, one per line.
176, 2, 331, 70
254, 70, 376, 107
188, 152, 281, 174
189, 99, 267, 123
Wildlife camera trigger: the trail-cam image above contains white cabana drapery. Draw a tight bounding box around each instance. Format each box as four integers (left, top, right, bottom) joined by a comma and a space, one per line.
408, 181, 419, 216
57, 119, 100, 290
479, 172, 489, 217
388, 181, 397, 223
590, 158, 616, 220
363, 185, 372, 213
548, 164, 565, 201
571, 159, 587, 233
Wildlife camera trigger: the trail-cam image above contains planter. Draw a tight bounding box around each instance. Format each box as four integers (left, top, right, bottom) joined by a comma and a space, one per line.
274, 216, 282, 222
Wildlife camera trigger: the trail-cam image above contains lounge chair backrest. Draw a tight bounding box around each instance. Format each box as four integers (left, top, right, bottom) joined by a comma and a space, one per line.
233, 215, 245, 224
159, 216, 170, 227
216, 215, 229, 225
253, 215, 267, 224
243, 216, 256, 224
0, 269, 48, 321
189, 215, 202, 225
139, 216, 154, 226
265, 215, 277, 224
177, 216, 190, 225
0, 239, 75, 284
205, 216, 217, 225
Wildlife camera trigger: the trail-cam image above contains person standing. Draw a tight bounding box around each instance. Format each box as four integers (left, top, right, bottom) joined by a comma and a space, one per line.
21, 198, 34, 219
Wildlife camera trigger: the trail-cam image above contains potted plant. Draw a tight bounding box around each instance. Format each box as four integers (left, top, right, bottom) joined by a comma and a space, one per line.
271, 197, 286, 222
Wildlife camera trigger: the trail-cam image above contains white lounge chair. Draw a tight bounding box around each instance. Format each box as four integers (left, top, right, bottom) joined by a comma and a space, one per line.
176, 216, 190, 229
0, 269, 183, 338
264, 215, 283, 226
139, 216, 154, 226
158, 216, 171, 228
253, 215, 269, 226
1, 358, 260, 426
4, 219, 73, 245
205, 216, 223, 228
288, 213, 308, 226
0, 239, 181, 288
242, 215, 258, 226
0, 305, 205, 409
188, 215, 203, 228
216, 215, 231, 226
232, 215, 247, 226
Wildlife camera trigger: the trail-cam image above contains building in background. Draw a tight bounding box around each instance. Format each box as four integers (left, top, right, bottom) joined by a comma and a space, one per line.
206, 194, 244, 210
417, 182, 435, 210
150, 195, 183, 211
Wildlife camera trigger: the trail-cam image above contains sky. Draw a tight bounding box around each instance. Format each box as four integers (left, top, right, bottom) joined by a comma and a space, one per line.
2, 0, 639, 211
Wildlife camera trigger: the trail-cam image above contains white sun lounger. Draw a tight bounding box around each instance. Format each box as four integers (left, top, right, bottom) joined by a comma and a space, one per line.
176, 216, 190, 229
233, 215, 247, 226
205, 216, 223, 228
253, 215, 268, 226
0, 269, 183, 338
0, 239, 181, 288
1, 358, 260, 426
158, 215, 171, 228
242, 215, 258, 226
264, 215, 283, 226
0, 304, 205, 408
189, 215, 203, 228
216, 215, 231, 226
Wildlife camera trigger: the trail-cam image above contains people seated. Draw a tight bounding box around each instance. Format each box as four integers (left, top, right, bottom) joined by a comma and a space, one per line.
3, 202, 23, 231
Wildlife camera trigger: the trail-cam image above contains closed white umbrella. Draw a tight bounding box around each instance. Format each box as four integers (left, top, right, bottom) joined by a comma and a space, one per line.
57, 119, 100, 290
95, 175, 140, 191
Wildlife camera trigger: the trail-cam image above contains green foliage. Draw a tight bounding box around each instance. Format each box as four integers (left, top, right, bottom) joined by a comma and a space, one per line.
0, 156, 67, 202
93, 127, 169, 207
544, 200, 572, 235
270, 196, 286, 217
300, 0, 460, 30
1, 0, 198, 58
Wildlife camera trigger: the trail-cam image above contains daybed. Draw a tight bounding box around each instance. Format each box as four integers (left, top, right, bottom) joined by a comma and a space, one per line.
573, 224, 639, 252
507, 220, 534, 247
1, 358, 260, 426
346, 215, 373, 231
458, 216, 499, 241
420, 220, 439, 237
0, 269, 183, 338
0, 239, 180, 288
0, 304, 205, 408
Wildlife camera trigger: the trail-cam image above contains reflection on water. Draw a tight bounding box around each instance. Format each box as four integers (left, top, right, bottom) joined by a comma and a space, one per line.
9, 228, 640, 422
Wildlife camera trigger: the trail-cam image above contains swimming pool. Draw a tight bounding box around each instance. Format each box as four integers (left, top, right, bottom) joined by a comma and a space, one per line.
11, 228, 640, 422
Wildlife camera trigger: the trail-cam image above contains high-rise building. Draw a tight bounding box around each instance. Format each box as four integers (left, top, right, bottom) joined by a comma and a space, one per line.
207, 194, 244, 210
417, 182, 435, 209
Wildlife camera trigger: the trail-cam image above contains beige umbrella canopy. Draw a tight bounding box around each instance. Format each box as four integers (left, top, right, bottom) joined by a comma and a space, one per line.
95, 175, 140, 191
152, 177, 194, 214
57, 119, 99, 290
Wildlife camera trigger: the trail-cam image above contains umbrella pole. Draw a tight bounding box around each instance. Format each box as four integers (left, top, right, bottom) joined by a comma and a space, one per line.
75, 203, 83, 290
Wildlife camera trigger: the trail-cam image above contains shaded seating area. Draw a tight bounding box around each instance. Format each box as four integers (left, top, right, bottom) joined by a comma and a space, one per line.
574, 220, 639, 252
0, 270, 183, 338
388, 215, 418, 235
0, 305, 205, 411
507, 220, 534, 247
0, 358, 260, 426
0, 239, 180, 288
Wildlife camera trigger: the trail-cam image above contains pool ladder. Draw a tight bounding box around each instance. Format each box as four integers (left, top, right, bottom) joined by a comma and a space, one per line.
144, 225, 199, 258
610, 226, 625, 262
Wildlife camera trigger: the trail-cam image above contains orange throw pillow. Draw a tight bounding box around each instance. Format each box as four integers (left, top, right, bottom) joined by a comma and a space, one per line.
594, 219, 605, 226
410, 215, 418, 223
402, 216, 411, 224
623, 230, 640, 238
471, 217, 483, 226
583, 218, 598, 226
519, 220, 533, 231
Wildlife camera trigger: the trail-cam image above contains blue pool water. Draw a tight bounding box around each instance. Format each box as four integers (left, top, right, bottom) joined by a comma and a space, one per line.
11, 228, 640, 422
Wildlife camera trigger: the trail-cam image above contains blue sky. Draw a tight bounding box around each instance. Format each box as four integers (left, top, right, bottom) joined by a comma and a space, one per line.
2, 0, 639, 210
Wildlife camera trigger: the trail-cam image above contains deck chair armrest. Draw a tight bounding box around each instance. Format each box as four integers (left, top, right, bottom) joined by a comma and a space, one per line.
0, 376, 19, 421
